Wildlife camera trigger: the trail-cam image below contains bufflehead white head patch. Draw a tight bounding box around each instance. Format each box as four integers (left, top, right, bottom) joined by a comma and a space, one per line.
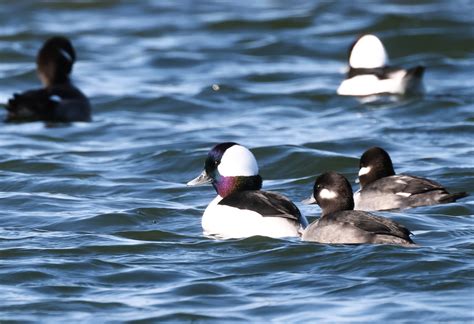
349, 34, 388, 69
218, 145, 259, 177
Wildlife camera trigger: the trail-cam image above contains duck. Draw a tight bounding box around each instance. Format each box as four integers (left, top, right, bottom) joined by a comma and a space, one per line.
5, 36, 91, 122
302, 171, 415, 246
187, 142, 308, 239
354, 147, 468, 211
337, 34, 424, 96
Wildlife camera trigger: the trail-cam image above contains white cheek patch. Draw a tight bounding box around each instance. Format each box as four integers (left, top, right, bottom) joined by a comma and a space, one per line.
319, 188, 338, 200
49, 95, 62, 102
349, 34, 388, 69
218, 145, 259, 177
358, 166, 371, 177
396, 192, 411, 197
59, 48, 73, 62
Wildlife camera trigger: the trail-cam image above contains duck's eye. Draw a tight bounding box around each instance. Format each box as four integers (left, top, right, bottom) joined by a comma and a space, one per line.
214, 160, 219, 166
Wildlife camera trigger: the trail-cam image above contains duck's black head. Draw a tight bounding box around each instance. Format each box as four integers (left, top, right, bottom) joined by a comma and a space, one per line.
36, 36, 76, 87
358, 146, 395, 188
306, 171, 354, 216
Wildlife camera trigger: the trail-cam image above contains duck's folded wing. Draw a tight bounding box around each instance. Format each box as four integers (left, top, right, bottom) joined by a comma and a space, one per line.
219, 190, 302, 222
399, 174, 447, 195
321, 211, 412, 241
368, 174, 446, 197
347, 66, 405, 80
6, 89, 57, 121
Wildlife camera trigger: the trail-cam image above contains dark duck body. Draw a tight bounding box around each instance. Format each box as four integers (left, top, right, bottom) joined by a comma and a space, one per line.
5, 36, 91, 123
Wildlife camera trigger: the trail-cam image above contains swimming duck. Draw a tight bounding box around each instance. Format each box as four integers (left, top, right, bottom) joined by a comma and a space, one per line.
5, 36, 91, 122
302, 171, 415, 246
337, 34, 424, 96
354, 147, 468, 211
187, 142, 308, 239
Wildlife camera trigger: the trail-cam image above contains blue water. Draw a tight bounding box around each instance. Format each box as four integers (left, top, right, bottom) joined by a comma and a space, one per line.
0, 1, 473, 322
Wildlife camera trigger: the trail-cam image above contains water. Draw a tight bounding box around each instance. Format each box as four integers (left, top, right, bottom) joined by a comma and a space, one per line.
0, 0, 473, 322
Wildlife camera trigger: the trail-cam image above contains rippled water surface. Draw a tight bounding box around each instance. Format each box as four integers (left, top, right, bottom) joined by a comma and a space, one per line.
0, 1, 473, 322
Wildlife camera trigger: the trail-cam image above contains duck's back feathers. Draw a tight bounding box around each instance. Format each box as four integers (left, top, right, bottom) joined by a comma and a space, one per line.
319, 210, 412, 240
5, 83, 91, 122
220, 190, 305, 224
367, 174, 444, 195
406, 65, 425, 79
354, 174, 467, 211
402, 65, 425, 94
6, 88, 55, 121
347, 65, 424, 81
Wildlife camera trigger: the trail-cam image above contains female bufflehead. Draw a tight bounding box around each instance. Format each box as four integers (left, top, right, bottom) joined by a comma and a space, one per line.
187, 142, 308, 239
354, 147, 468, 211
302, 172, 415, 246
337, 34, 424, 96
5, 36, 91, 122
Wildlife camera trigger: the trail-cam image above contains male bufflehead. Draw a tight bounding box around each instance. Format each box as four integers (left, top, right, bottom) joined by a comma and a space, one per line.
5, 36, 91, 122
354, 147, 468, 211
337, 34, 424, 96
187, 142, 308, 239
302, 172, 415, 246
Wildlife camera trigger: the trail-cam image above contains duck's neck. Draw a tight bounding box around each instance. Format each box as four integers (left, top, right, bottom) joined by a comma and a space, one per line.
321, 193, 354, 217
213, 175, 262, 198
48, 77, 71, 89
360, 166, 395, 188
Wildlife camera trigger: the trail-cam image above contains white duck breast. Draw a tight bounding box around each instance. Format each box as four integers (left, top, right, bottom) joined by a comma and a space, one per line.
337, 68, 420, 96
202, 191, 305, 239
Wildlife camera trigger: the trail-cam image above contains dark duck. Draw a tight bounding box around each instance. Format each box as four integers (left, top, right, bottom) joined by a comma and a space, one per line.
302, 171, 415, 246
5, 36, 91, 123
354, 147, 468, 211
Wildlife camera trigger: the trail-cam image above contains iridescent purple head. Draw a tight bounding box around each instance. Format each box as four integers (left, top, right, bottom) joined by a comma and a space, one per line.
187, 142, 262, 197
